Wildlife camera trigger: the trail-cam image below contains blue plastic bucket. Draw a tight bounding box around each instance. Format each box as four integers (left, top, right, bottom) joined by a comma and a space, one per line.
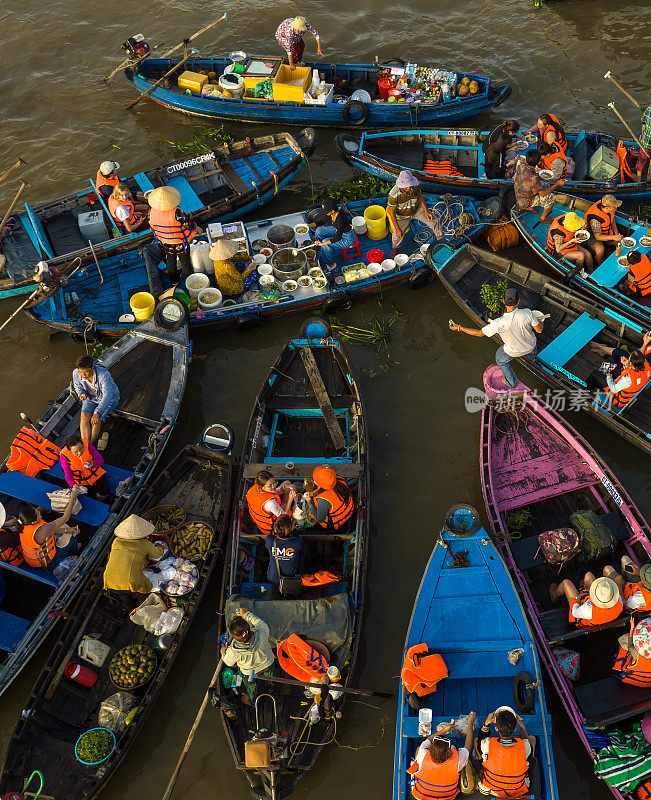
74, 727, 116, 766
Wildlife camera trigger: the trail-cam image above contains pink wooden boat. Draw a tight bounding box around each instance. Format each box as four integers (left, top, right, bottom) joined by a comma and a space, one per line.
480, 369, 651, 799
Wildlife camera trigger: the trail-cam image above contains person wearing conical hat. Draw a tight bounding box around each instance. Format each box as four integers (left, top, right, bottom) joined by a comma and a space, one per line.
148, 185, 203, 281
102, 514, 164, 594
550, 573, 623, 628
208, 238, 253, 297
275, 16, 322, 70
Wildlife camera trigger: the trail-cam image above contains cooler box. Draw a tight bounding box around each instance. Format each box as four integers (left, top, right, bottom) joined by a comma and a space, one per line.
241, 57, 282, 92
588, 144, 619, 180
78, 210, 108, 241
178, 71, 208, 94
272, 65, 312, 104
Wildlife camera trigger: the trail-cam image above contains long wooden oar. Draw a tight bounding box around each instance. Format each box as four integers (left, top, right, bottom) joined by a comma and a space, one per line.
126, 53, 193, 111
0, 288, 40, 334
604, 70, 642, 110
608, 102, 649, 158
159, 13, 227, 59
257, 672, 394, 699
0, 181, 30, 238
0, 157, 26, 186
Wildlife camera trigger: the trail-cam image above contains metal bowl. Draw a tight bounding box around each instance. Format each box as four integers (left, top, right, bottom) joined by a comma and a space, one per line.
271, 247, 308, 282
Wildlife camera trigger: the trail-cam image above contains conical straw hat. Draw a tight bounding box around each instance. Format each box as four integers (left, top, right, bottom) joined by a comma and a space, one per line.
114, 514, 155, 540
147, 186, 181, 211
209, 239, 239, 260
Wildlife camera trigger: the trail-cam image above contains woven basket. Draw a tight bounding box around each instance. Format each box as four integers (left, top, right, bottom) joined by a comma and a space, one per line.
142, 505, 186, 536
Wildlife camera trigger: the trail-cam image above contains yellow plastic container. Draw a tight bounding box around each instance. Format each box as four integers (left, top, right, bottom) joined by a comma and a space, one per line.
272, 65, 312, 104
130, 292, 155, 322
177, 71, 208, 94
364, 205, 388, 240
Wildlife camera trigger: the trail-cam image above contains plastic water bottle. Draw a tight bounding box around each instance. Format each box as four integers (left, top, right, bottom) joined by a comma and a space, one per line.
309, 703, 321, 725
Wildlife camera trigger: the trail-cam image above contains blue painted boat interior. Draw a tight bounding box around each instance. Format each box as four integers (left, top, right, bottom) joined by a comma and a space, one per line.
393, 521, 558, 800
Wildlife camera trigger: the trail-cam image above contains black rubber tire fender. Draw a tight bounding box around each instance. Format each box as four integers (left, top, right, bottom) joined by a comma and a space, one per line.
234, 311, 263, 332
382, 58, 406, 66
476, 195, 504, 223
322, 291, 353, 313
342, 100, 369, 126
153, 298, 188, 332
441, 504, 481, 538
71, 324, 98, 345
409, 266, 435, 289
513, 670, 535, 714
300, 317, 332, 339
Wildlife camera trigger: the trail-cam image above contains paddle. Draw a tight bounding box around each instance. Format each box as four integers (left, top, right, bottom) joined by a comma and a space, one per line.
0, 157, 26, 186
0, 180, 30, 238
0, 288, 40, 334
604, 71, 643, 110
257, 672, 394, 699
126, 53, 194, 111
608, 102, 650, 159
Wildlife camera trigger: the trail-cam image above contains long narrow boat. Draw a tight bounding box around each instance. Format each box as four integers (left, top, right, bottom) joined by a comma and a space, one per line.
337, 128, 651, 200
0, 437, 232, 800
0, 130, 316, 301
480, 376, 651, 799
512, 192, 651, 330
214, 320, 368, 799
27, 193, 487, 337
394, 505, 558, 800
125, 56, 511, 128
0, 310, 190, 698
432, 243, 651, 456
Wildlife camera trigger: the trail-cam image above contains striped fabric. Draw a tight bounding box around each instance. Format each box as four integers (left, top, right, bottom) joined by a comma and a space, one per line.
593, 724, 651, 791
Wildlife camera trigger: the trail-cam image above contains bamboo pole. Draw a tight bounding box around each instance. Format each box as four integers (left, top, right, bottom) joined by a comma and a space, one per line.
126, 53, 193, 110
608, 102, 649, 158
604, 71, 642, 110
159, 14, 227, 59
0, 157, 26, 186
0, 181, 29, 236
104, 42, 162, 82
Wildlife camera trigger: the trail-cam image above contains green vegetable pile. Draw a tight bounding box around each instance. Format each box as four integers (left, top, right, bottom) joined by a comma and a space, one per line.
109, 645, 156, 689
76, 728, 113, 764
148, 506, 185, 533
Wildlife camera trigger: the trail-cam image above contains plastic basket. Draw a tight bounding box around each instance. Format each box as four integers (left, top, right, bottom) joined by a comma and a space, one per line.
74, 727, 116, 766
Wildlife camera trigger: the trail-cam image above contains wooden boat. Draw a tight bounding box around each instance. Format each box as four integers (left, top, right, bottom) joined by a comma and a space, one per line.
214, 320, 368, 799
0, 130, 316, 301
512, 192, 651, 330
394, 504, 558, 800
27, 193, 487, 338
0, 438, 232, 800
434, 243, 651, 456
125, 56, 511, 128
480, 376, 651, 799
337, 128, 651, 200
0, 311, 190, 698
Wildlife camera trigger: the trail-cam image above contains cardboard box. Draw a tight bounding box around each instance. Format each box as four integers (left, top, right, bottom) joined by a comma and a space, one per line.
272, 65, 312, 104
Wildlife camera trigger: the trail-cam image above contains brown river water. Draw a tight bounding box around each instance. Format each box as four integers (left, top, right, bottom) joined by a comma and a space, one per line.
1, 0, 651, 797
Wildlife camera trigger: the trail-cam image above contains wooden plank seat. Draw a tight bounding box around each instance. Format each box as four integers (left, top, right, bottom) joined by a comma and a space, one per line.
439, 650, 523, 681
539, 607, 628, 645
166, 175, 204, 213
575, 676, 651, 727
264, 396, 355, 410
243, 462, 362, 480
240, 532, 357, 542
0, 610, 31, 653
0, 560, 59, 587
400, 713, 548, 739
0, 472, 109, 527
43, 461, 132, 494
133, 172, 156, 194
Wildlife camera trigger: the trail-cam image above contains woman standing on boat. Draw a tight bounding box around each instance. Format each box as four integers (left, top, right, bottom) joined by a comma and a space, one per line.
275, 16, 323, 70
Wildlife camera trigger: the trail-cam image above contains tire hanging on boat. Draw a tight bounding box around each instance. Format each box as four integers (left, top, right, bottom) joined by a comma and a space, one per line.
512, 670, 535, 713
409, 266, 435, 289
382, 58, 406, 66
342, 100, 369, 126
153, 298, 189, 332
234, 311, 263, 332
322, 291, 352, 313
476, 195, 504, 223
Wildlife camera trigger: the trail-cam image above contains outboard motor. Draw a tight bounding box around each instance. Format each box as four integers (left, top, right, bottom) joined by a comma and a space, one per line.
121, 34, 151, 60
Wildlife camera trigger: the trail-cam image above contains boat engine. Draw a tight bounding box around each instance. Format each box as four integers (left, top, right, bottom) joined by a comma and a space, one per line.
121, 34, 151, 60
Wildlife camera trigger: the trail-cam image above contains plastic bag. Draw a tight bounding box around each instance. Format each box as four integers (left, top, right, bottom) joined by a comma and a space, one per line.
52, 555, 78, 581
98, 691, 138, 734
46, 489, 82, 514
129, 592, 166, 632
452, 714, 476, 736
153, 607, 184, 636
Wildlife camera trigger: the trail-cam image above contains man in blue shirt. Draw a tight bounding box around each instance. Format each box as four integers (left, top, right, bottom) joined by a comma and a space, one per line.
265, 515, 307, 587
72, 355, 120, 448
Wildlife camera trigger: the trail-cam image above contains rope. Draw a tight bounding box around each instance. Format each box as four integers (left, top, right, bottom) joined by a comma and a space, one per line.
82, 316, 96, 354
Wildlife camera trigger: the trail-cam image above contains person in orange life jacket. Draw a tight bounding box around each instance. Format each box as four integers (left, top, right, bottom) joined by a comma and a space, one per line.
18, 486, 81, 572
603, 557, 651, 613
582, 194, 623, 266
147, 185, 203, 281
265, 514, 307, 587
593, 349, 650, 408
73, 354, 120, 449
535, 142, 572, 223
0, 502, 23, 566
522, 113, 567, 151
612, 615, 651, 687
622, 250, 651, 297
476, 708, 535, 797
546, 211, 594, 273
96, 161, 149, 204
247, 470, 297, 535
59, 434, 111, 503
586, 345, 635, 392
550, 574, 623, 627
408, 712, 477, 800
303, 465, 355, 531
107, 183, 149, 233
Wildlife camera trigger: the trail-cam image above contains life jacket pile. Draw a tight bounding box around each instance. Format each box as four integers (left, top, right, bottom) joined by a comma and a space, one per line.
20, 522, 57, 569
246, 484, 281, 535
613, 646, 651, 687
481, 738, 529, 798
149, 209, 196, 251
276, 633, 330, 682
60, 441, 105, 486
616, 141, 639, 182
401, 644, 448, 697
313, 478, 355, 530
583, 201, 615, 237
546, 215, 579, 256
628, 254, 651, 297
624, 580, 651, 611
423, 160, 463, 177
6, 427, 60, 478
607, 360, 651, 410
407, 748, 460, 800
0, 528, 24, 566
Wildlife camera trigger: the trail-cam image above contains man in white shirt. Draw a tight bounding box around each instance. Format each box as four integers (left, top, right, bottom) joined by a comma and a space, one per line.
449, 287, 545, 387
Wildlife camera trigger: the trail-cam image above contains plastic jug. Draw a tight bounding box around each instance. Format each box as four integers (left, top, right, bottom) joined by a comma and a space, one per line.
78, 636, 110, 667
65, 660, 98, 688
190, 241, 211, 273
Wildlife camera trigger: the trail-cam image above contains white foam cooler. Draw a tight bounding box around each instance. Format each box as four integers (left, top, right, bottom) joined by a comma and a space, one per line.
588, 145, 619, 180
78, 210, 108, 241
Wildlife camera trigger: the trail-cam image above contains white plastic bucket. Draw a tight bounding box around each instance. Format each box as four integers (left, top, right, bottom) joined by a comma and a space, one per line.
367, 263, 382, 275
190, 241, 211, 273
282, 279, 297, 292
197, 287, 223, 311
186, 273, 210, 298
395, 253, 410, 267
259, 274, 276, 289
352, 216, 367, 235
257, 263, 273, 276
381, 258, 396, 272
219, 72, 244, 99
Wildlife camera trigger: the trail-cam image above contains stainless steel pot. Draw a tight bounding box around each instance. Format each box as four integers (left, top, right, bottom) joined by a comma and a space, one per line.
267, 224, 296, 252
271, 247, 308, 282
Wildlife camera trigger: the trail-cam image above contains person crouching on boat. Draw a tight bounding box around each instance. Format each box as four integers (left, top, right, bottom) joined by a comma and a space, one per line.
545, 211, 594, 274
107, 183, 149, 234
59, 434, 112, 503
221, 607, 275, 700
247, 470, 297, 535
550, 575, 623, 627
303, 466, 354, 531
408, 713, 477, 800
73, 354, 120, 450
275, 16, 323, 70
18, 487, 80, 572
147, 186, 203, 282
622, 250, 651, 297
582, 194, 623, 267
613, 616, 651, 687
313, 199, 356, 267
387, 171, 443, 259
102, 514, 164, 594
449, 287, 545, 389
476, 708, 535, 797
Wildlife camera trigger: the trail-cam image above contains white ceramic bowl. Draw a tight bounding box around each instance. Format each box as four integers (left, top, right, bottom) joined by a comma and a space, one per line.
257, 264, 273, 276
294, 223, 310, 238
252, 253, 267, 266
381, 258, 396, 272
367, 263, 382, 275
260, 247, 273, 259
297, 276, 313, 289
282, 279, 297, 292
313, 278, 328, 290
622, 237, 636, 248
308, 267, 324, 279
259, 274, 275, 288
640, 236, 651, 247
395, 253, 410, 267
618, 256, 629, 267
574, 230, 590, 242
538, 169, 554, 180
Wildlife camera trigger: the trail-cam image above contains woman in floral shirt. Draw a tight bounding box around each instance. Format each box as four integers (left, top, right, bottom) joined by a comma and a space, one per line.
275, 16, 323, 69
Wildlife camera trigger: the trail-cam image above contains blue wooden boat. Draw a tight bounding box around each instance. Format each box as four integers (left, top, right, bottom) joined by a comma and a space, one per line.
125, 57, 511, 128
512, 192, 651, 331
0, 130, 316, 301
337, 127, 651, 200
394, 504, 558, 800
27, 194, 488, 338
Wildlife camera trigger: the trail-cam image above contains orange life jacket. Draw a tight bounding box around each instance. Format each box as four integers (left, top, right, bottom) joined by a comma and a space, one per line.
537, 113, 567, 151
408, 748, 460, 800
313, 479, 354, 530
608, 361, 651, 409
624, 580, 651, 611
149, 208, 196, 249
301, 570, 341, 586
401, 644, 448, 697
6, 427, 60, 477
95, 170, 120, 192
616, 141, 639, 182
613, 645, 651, 687
584, 201, 615, 237
546, 215, 579, 255
60, 440, 105, 486
246, 484, 282, 535
481, 738, 529, 798
276, 633, 330, 682
20, 522, 57, 569
107, 194, 140, 233
0, 528, 24, 566
628, 254, 651, 297
540, 143, 568, 178
423, 160, 463, 177
569, 592, 624, 627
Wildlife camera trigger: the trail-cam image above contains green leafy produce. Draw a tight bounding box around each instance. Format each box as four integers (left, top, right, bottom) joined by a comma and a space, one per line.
76, 728, 113, 764
317, 173, 392, 204
505, 508, 534, 531
109, 645, 156, 689
480, 279, 508, 316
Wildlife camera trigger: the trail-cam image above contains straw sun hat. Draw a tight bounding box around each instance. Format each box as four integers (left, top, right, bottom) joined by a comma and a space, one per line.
114, 514, 154, 540
588, 576, 619, 609
292, 16, 307, 30
209, 238, 239, 261
147, 186, 181, 211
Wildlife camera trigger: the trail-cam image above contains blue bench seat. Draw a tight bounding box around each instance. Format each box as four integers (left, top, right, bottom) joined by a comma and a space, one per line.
44, 460, 132, 494
0, 559, 59, 587
165, 175, 204, 213
400, 713, 548, 739
439, 650, 522, 681
0, 471, 109, 527
538, 312, 606, 368
0, 609, 31, 652
133, 172, 156, 194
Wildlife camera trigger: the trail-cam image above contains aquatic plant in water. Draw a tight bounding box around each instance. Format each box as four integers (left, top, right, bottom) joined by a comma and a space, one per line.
158, 126, 232, 156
